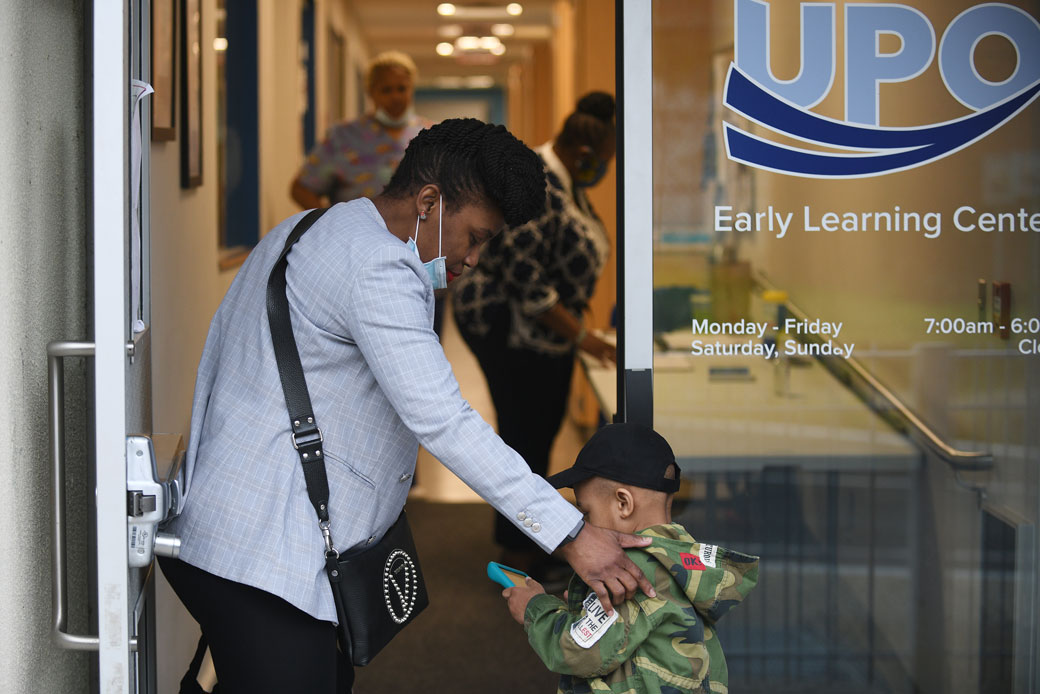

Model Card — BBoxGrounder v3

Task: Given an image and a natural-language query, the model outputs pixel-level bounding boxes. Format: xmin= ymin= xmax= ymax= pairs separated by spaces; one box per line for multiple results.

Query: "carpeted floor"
xmin=352 ymin=500 xmax=561 ymax=693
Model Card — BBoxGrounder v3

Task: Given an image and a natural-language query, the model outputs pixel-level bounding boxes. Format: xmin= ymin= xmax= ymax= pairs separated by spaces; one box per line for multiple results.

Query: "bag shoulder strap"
xmin=266 ymin=207 xmax=333 ymax=525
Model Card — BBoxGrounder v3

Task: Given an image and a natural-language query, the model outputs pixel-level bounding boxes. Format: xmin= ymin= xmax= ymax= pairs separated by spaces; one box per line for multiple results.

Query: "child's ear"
xmin=616 ymin=487 xmax=635 ymax=519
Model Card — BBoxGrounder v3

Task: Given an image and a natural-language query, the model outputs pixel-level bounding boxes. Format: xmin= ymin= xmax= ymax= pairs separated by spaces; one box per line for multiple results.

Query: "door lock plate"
xmin=126 ymin=434 xmax=184 ymax=567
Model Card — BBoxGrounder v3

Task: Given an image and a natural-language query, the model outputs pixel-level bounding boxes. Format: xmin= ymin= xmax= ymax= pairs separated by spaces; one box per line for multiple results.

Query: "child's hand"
xmin=502 ymin=577 xmax=545 ymax=625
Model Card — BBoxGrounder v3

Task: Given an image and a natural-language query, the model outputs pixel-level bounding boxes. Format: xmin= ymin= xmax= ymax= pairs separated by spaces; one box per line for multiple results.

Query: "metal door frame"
xmin=93 ymin=0 xmax=133 ymax=688
xmin=615 ymin=0 xmax=654 ymax=428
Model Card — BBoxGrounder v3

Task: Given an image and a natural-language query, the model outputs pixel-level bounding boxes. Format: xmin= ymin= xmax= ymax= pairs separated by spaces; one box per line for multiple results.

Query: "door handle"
xmin=126 ymin=434 xmax=183 ymax=568
xmin=48 ymin=340 xmax=100 ymax=651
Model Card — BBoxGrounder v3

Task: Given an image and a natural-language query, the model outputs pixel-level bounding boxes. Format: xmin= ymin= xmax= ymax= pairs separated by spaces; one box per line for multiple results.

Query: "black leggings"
xmin=159 ymin=557 xmax=352 ymax=693
xmin=457 ymin=311 xmax=576 ymax=550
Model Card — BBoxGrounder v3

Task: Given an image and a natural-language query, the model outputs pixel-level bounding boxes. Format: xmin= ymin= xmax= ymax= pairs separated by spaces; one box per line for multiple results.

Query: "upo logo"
xmin=725 ymin=0 xmax=1040 ymax=178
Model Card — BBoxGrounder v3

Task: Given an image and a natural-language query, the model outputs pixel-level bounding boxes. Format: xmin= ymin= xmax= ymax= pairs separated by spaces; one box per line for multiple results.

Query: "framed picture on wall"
xmin=327 ymin=28 xmax=346 ymax=126
xmin=151 ymin=0 xmax=176 ymax=141
xmin=180 ymin=0 xmax=202 ymax=187
xmin=356 ymin=64 xmax=367 ymax=117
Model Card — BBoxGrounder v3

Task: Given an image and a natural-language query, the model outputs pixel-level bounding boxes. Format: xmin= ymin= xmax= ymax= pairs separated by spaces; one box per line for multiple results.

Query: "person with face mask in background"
xmin=292 ymin=50 xmax=448 ymax=336
xmin=290 ymin=51 xmax=431 ymax=209
xmin=452 ymin=92 xmax=619 ymax=577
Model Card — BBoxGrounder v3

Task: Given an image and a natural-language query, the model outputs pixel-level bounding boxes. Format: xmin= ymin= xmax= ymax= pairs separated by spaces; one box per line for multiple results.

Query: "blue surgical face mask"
xmin=409 ymin=195 xmax=448 ymax=290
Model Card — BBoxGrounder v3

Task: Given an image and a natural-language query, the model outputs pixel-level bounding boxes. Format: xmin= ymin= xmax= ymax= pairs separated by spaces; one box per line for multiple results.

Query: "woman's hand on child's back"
xmin=503 ymin=577 xmax=546 ymax=625
xmin=554 ymin=523 xmax=656 ymax=616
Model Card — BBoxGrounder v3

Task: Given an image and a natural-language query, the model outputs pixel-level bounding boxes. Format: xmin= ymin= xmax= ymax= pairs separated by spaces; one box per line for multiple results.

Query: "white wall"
xmin=149 ymin=1 xmax=228 ymax=687
xmin=258 ymin=2 xmax=304 ymax=235
xmin=257 ymin=0 xmax=370 ymax=235
xmin=151 ymin=0 xmax=229 ymax=442
xmin=319 ymin=0 xmax=370 ymax=134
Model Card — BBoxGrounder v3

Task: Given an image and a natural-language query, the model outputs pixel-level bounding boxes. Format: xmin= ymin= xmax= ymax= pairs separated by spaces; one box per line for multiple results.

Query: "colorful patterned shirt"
xmin=295 ymin=113 xmax=428 ymax=203
xmin=523 ymin=524 xmax=759 ymax=694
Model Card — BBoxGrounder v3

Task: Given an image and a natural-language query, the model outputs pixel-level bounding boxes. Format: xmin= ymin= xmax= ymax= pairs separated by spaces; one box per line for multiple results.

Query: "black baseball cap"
xmin=546 ymin=423 xmax=681 ymax=493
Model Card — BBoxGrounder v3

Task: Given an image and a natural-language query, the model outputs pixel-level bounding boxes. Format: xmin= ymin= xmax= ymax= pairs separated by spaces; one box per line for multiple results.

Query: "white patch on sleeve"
xmin=569 ymin=592 xmax=620 ymax=649
xmin=699 ymin=544 xmax=718 ymax=568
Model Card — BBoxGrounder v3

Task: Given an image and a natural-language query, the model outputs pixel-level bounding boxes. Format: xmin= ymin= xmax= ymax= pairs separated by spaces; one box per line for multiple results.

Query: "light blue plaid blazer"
xmin=167 ymin=199 xmax=581 ymax=622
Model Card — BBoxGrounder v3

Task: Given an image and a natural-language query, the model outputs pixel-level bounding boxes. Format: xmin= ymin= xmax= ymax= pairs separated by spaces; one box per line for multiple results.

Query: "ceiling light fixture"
xmin=454 ymin=35 xmax=504 ymax=53
xmin=491 ymin=23 xmax=514 ymax=37
xmin=437 ymin=24 xmax=463 ymax=38
xmin=506 ymin=3 xmax=523 ymax=16
xmin=436 ymin=42 xmax=455 ymax=56
xmin=437 ymin=3 xmax=457 ymax=16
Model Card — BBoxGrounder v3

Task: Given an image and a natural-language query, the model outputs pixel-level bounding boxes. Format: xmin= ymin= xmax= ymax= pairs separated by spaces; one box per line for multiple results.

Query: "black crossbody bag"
xmin=266 ymin=207 xmax=429 ymax=666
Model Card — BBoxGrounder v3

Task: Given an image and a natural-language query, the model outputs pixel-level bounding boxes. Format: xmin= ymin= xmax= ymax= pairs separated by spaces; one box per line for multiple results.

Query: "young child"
xmin=501 ymin=423 xmax=758 ymax=694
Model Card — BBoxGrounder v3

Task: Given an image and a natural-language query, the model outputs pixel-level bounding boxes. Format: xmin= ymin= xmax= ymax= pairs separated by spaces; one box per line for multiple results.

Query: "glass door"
xmin=614 ymin=1 xmax=1040 ymax=691
xmin=50 ymin=2 xmax=166 ymax=691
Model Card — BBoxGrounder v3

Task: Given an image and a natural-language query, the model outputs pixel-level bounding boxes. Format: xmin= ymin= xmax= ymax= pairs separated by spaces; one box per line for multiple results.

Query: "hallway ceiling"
xmin=352 ymin=0 xmax=557 ymax=87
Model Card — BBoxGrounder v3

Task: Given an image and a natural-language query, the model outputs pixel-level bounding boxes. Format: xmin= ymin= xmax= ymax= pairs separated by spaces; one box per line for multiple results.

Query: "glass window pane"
xmin=647 ymin=1 xmax=1040 ymax=691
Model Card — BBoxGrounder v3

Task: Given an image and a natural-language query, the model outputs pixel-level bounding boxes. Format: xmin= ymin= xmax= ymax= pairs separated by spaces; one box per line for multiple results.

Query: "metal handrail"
xmin=756 ymin=277 xmax=994 ymax=472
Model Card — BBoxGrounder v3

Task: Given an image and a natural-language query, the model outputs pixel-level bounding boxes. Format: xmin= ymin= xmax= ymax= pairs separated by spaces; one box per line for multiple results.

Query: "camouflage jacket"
xmin=523 ymin=523 xmax=758 ymax=694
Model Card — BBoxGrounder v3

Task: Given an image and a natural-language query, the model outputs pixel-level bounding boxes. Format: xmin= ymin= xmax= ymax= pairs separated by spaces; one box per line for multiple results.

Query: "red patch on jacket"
xmin=680 ymin=552 xmax=706 ymax=571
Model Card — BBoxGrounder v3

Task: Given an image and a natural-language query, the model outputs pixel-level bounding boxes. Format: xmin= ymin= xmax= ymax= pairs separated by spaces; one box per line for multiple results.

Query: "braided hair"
xmin=383 ymin=118 xmax=546 ymax=228
xmin=556 ymin=91 xmax=616 ymax=151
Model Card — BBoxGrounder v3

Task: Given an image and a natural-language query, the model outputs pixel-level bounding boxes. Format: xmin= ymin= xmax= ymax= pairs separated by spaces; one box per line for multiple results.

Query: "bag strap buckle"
xmin=292 ymin=426 xmax=324 ymax=450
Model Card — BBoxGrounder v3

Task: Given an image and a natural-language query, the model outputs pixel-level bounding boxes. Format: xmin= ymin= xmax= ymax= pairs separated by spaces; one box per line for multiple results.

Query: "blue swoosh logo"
xmin=723 ymin=64 xmax=1040 ymax=178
